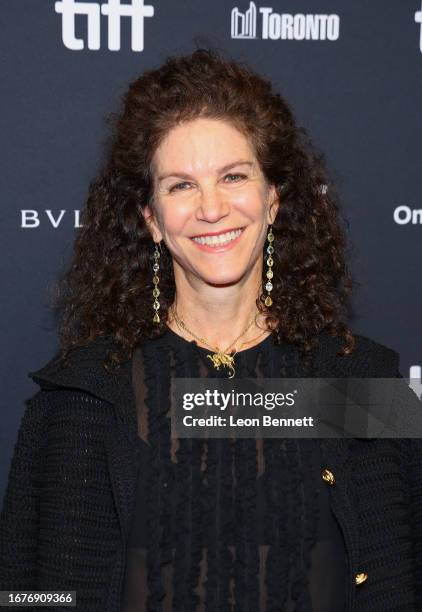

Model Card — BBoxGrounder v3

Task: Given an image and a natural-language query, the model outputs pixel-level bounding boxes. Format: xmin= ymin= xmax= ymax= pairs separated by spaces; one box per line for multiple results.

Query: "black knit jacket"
xmin=0 ymin=331 xmax=421 ymax=612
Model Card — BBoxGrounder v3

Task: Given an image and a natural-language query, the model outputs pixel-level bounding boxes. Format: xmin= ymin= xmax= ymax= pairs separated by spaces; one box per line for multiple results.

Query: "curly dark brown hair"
xmin=51 ymin=46 xmax=356 ymax=370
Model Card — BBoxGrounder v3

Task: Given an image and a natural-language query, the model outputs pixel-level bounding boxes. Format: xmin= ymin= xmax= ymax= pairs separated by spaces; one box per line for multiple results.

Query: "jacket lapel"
xmin=103 ymin=356 xmax=141 ymax=542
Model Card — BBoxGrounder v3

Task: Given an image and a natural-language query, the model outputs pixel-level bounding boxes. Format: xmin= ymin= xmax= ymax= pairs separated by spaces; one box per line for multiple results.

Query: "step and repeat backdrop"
xmin=1 ymin=0 xmax=421 ymax=502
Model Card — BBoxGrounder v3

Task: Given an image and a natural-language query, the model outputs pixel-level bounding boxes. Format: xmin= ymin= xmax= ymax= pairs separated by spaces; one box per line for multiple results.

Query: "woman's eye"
xmin=225 ymin=173 xmax=247 ymax=182
xmin=169 ymin=181 xmax=191 ymax=193
xmin=169 ymin=174 xmax=246 ymax=193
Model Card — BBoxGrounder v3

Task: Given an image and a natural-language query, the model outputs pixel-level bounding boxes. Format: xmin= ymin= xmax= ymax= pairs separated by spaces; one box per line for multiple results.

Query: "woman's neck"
xmin=166 ymin=280 xmax=271 ymax=352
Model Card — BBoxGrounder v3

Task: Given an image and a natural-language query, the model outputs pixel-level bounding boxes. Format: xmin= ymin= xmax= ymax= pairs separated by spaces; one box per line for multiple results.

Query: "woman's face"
xmin=143 ymin=117 xmax=278 ymax=288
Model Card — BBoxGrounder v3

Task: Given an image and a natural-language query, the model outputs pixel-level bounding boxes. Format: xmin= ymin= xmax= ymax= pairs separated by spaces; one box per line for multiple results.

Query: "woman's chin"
xmin=196 ymin=271 xmax=246 ymax=288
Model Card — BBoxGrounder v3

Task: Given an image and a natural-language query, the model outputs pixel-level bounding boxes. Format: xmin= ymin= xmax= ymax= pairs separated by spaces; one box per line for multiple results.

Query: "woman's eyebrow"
xmin=157 ymin=160 xmax=254 ymax=182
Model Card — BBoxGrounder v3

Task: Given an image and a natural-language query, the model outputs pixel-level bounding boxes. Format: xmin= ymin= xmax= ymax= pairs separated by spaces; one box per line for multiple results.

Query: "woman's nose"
xmin=196 ymin=188 xmax=230 ymax=222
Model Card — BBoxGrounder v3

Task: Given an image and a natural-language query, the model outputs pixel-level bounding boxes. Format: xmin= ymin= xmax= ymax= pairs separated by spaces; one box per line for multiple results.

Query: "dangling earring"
xmin=152 ymin=242 xmax=161 ymax=324
xmin=264 ymin=225 xmax=274 ymax=307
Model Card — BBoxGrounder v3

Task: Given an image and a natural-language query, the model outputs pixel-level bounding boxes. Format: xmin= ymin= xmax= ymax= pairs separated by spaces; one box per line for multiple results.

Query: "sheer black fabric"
xmin=121 ymin=328 xmax=347 ymax=611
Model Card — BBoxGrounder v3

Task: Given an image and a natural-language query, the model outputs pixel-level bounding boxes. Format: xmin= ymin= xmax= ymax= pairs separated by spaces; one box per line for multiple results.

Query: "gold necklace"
xmin=170 ymin=307 xmax=257 ymax=378
xmin=239 ymin=329 xmax=269 ymax=347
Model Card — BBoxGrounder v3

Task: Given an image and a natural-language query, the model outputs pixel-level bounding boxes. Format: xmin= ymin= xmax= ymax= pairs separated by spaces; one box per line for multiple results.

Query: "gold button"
xmin=355 ymin=572 xmax=368 ymax=585
xmin=321 ymin=468 xmax=336 ymax=485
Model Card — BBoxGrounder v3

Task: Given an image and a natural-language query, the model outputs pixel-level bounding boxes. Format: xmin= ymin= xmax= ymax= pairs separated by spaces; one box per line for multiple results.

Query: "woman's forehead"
xmin=152 ymin=118 xmax=256 ymax=175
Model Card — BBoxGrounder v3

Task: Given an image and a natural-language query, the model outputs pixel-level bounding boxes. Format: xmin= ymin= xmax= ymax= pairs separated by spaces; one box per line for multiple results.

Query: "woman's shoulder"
xmin=27 ymin=334 xmax=127 ymax=402
xmin=313 ymin=330 xmax=400 ymax=377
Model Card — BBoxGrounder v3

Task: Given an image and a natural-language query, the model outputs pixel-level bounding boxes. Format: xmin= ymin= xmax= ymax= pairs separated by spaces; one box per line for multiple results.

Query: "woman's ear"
xmin=267 ymin=185 xmax=280 ymax=225
xmin=141 ymin=205 xmax=163 ymax=243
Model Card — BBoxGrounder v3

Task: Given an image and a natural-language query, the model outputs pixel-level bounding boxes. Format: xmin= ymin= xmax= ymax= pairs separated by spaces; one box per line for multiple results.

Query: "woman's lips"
xmin=190 ymin=228 xmax=244 ymax=253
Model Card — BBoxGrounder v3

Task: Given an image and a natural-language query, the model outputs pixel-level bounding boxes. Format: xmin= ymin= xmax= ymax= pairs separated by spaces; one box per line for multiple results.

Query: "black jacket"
xmin=1 ymin=332 xmax=421 ymax=611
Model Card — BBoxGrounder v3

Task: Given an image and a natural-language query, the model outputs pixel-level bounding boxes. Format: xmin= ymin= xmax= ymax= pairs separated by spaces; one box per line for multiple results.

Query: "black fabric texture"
xmin=0 ymin=328 xmax=421 ymax=611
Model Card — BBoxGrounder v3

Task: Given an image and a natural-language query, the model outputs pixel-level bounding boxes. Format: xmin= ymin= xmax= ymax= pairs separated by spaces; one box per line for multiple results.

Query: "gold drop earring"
xmin=152 ymin=241 xmax=161 ymax=324
xmin=264 ymin=225 xmax=274 ymax=307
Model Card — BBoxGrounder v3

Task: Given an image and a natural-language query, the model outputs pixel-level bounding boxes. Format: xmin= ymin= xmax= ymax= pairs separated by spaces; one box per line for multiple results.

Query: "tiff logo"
xmin=55 ymin=0 xmax=154 ymax=51
xmin=231 ymin=1 xmax=257 ymax=38
xmin=231 ymin=1 xmax=339 ymax=41
xmin=410 ymin=366 xmax=422 ymax=400
xmin=416 ymin=1 xmax=422 ymax=53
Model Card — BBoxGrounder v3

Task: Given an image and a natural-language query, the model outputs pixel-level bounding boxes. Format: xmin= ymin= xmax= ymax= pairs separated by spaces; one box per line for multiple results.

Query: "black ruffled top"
xmin=120 ymin=327 xmax=347 ymax=611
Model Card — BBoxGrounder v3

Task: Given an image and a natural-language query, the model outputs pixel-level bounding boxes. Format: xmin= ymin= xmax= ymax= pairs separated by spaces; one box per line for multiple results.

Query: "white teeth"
xmin=192 ymin=228 xmax=242 ymax=246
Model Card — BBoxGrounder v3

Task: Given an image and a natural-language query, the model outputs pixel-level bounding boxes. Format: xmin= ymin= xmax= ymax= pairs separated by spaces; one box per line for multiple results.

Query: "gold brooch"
xmin=207 ymin=351 xmax=237 ymax=378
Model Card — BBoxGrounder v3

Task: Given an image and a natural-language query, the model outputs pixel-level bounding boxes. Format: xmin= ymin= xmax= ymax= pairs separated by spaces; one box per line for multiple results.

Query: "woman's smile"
xmin=190 ymin=227 xmax=244 ymax=252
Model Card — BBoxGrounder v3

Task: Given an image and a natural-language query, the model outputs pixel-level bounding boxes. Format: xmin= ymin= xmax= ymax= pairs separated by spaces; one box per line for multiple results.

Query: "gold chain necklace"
xmin=170 ymin=307 xmax=257 ymax=378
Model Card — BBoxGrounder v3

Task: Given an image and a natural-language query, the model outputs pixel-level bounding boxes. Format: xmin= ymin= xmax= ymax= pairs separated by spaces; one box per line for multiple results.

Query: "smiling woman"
xmin=1 ymin=47 xmax=421 ymax=612
xmin=46 ymin=47 xmax=356 ymax=368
